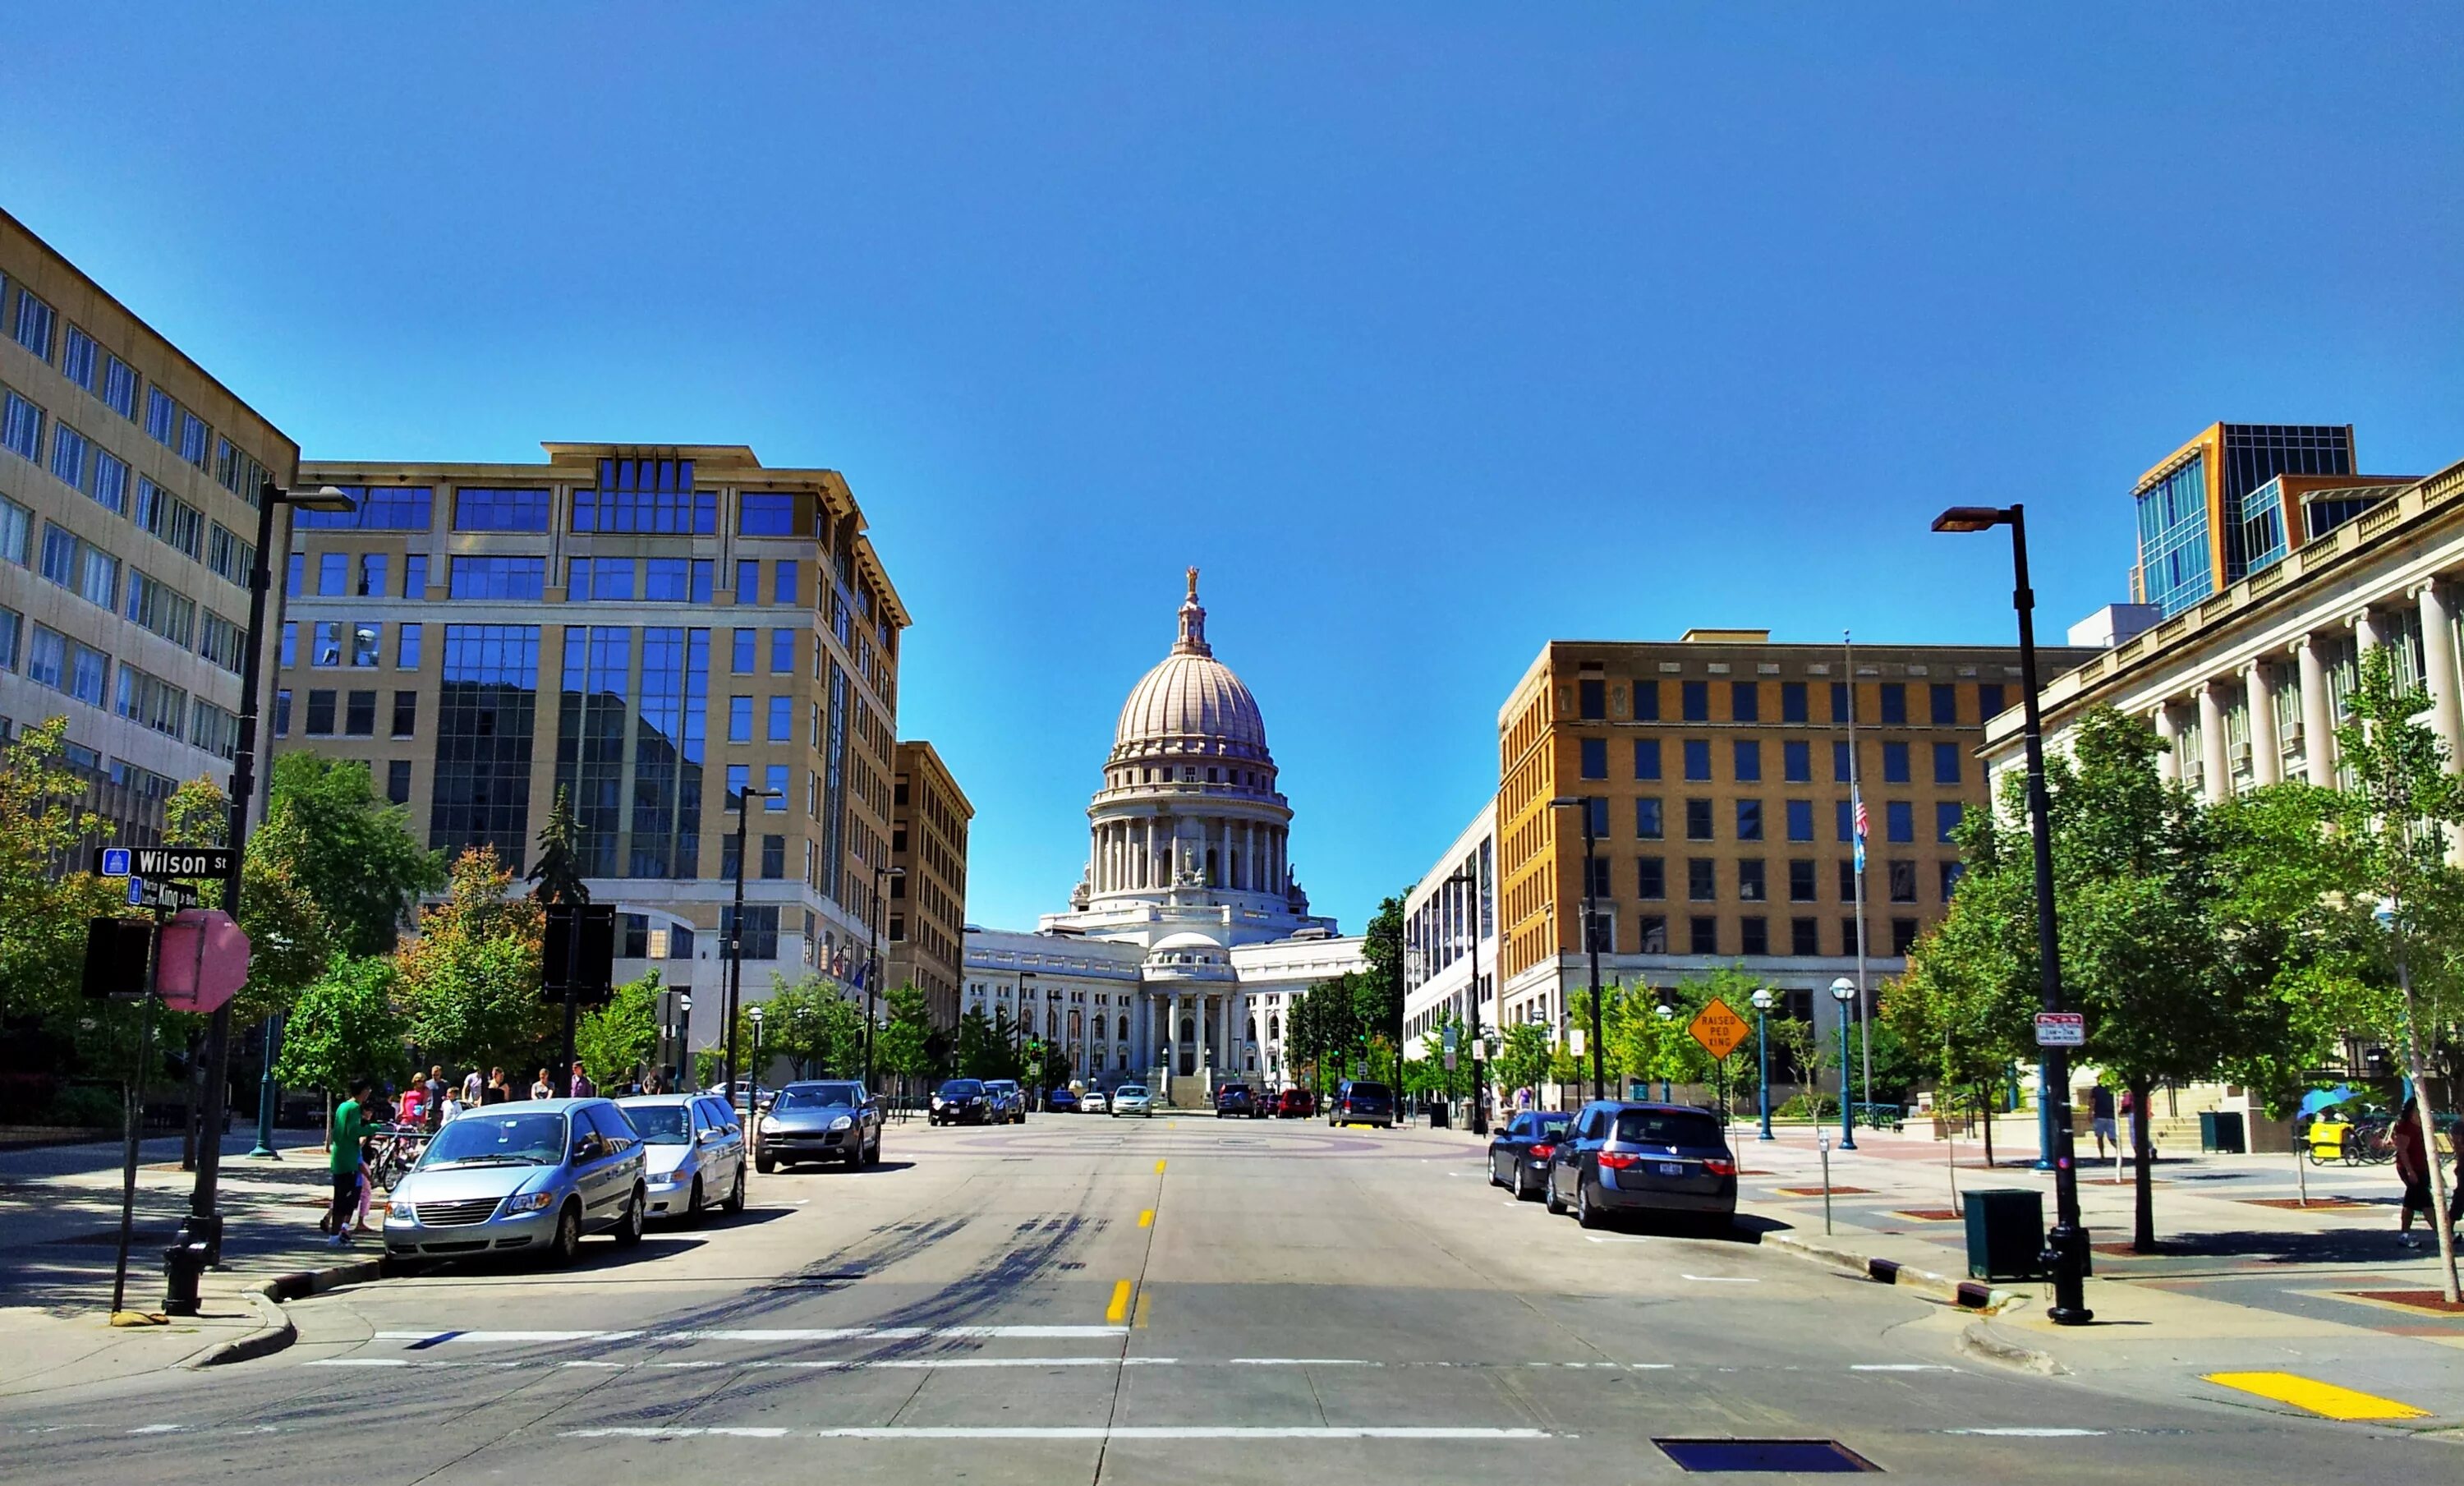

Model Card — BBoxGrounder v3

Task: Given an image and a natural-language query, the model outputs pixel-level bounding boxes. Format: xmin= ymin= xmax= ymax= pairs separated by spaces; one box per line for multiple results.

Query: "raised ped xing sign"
xmin=154 ymin=909 xmax=251 ymax=1014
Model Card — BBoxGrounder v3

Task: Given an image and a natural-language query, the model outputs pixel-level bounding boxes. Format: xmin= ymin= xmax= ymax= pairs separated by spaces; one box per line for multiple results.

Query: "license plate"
xmin=1657 ymin=1162 xmax=1686 ymax=1177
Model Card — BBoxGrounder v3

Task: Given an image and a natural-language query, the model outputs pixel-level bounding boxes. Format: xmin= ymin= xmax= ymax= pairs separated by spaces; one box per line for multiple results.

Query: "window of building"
xmin=761 ymin=834 xmax=786 ymax=880
xmin=1685 ymin=798 xmax=1712 ymax=840
xmin=1579 ymin=736 xmax=1607 ymax=780
xmin=1785 ymin=798 xmax=1814 ymax=842
xmin=1933 ymin=741 xmax=1961 ymax=784
xmin=1836 ymin=798 xmax=1854 ymax=843
xmin=351 ymin=621 xmax=380 ymax=668
xmin=1888 ymin=859 xmax=1916 ymax=903
xmin=1636 ymin=856 xmax=1665 ymax=899
xmin=1578 ymin=679 xmax=1605 ymax=720
xmin=1584 ymin=794 xmax=1608 ymax=837
xmin=1781 ymin=681 xmax=1808 ymax=723
xmin=568 ymin=556 xmax=634 ymax=601
xmin=1879 ymin=683 xmax=1906 ymax=725
xmin=1731 ymin=681 xmax=1758 ymax=722
xmin=430 ymin=625 xmax=541 ymax=868
xmin=1936 ymin=801 xmax=1963 ymax=843
xmin=1979 ymin=683 xmax=2006 ymax=718
xmin=1638 ymin=915 xmax=1668 ymax=953
xmin=62 ymin=324 xmax=97 ymax=389
xmin=1688 ymin=858 xmax=1716 ymax=901
xmin=1738 ymin=858 xmax=1766 ymax=902
xmin=729 ymin=696 xmax=752 ymax=743
xmin=284 ymin=553 xmax=304 ymax=597
xmin=112 ymin=665 xmax=186 ymax=739
xmin=726 ymin=762 xmax=750 ymax=807
xmin=1838 ymin=859 xmax=1858 ymax=902
xmin=740 ymin=492 xmax=799 ymax=536
xmin=356 ymin=552 xmax=388 ymax=598
xmin=573 ymin=458 xmax=714 ymax=534
xmin=0 ymin=494 xmax=28 ymax=566
xmin=177 ymin=410 xmax=209 ymax=468
xmin=1633 ymin=680 xmax=1659 ymax=721
xmin=1828 ymin=680 xmax=1850 ymax=724
xmin=1882 ymin=741 xmax=1910 ymax=783
xmin=386 ymin=759 xmax=412 ymax=805
xmin=1739 ymin=916 xmax=1768 ymax=956
xmin=1841 ymin=918 xmax=1860 ymax=955
xmin=0 ymin=392 xmax=43 ymax=463
xmin=1832 ymin=739 xmax=1853 ymax=782
xmin=1886 ymin=800 xmax=1914 ymax=843
xmin=1634 ymin=738 xmax=1661 ymax=780
xmin=644 ymin=556 xmax=711 ymax=602
xmin=448 ymin=555 xmax=545 ymax=600
xmin=1931 ymin=683 xmax=1957 ymax=725
xmin=1735 ymin=798 xmax=1763 ymax=840
xmin=392 ymin=691 xmax=416 ymax=738
xmin=1683 ymin=738 xmax=1710 ymax=780
xmin=1780 ymin=739 xmax=1809 ymax=783
xmin=305 ymin=688 xmax=337 ymax=735
xmin=1891 ymin=918 xmax=1919 ymax=955
xmin=344 ymin=690 xmax=377 ymax=737
xmin=765 ymin=763 xmax=788 ymax=808
xmin=734 ymin=559 xmax=760 ymax=602
xmin=770 ymin=628 xmax=795 ymax=674
xmin=731 ymin=628 xmax=756 ymax=674
xmin=1682 ymin=681 xmax=1708 ymax=721
xmin=1788 ymin=858 xmax=1816 ymax=902
xmin=1941 ymin=860 xmax=1965 ymax=901
xmin=1584 ymin=910 xmax=1614 ymax=954
xmin=398 ymin=623 xmax=423 ymax=669
xmin=1634 ymin=797 xmax=1662 ymax=840
xmin=133 ymin=481 xmax=200 ymax=559
xmin=12 ymin=290 xmax=56 ymax=360
xmin=1689 ymin=916 xmax=1718 ymax=955
xmin=124 ymin=571 xmax=195 ymax=647
xmin=773 ymin=559 xmax=798 ymax=605
xmin=720 ymin=904 xmax=779 ymax=959
xmin=1733 ymin=738 xmax=1760 ymax=782
xmin=1584 ymin=856 xmax=1612 ymax=899
xmin=297 ymin=485 xmax=434 ymax=531
xmin=404 ymin=553 xmax=427 ymax=600
xmin=453 ymin=487 xmax=551 ymax=531
xmin=1791 ymin=917 xmax=1820 ymax=955
xmin=100 ymin=353 xmax=136 ymax=417
xmin=48 ymin=421 xmax=86 ymax=490
xmin=0 ymin=605 xmax=17 ymax=671
xmin=767 ymin=695 xmax=792 ymax=742
xmin=272 ymin=688 xmax=291 ymax=737
xmin=315 ymin=552 xmax=345 ymax=596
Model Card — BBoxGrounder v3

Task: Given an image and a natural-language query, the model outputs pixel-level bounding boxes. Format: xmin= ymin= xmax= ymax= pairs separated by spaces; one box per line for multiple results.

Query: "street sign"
xmin=126 ymin=876 xmax=145 ymax=905
xmin=155 ymin=910 xmax=250 ymax=1014
xmin=2034 ymin=1011 xmax=2085 ymax=1047
xmin=97 ymin=846 xmax=232 ymax=879
xmin=1689 ymin=998 xmax=1750 ymax=1060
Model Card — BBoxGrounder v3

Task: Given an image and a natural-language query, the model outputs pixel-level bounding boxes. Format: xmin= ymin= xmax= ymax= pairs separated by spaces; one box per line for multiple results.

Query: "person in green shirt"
xmin=328 ymin=1079 xmax=375 ymax=1247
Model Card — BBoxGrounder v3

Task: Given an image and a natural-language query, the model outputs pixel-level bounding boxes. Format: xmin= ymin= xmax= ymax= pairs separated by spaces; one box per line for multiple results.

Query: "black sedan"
xmin=931 ymin=1078 xmax=992 ymax=1125
xmin=1486 ymin=1110 xmax=1573 ymax=1200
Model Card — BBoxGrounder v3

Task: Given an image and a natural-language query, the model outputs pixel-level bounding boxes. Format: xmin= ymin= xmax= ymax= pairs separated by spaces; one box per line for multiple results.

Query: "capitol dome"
xmin=1110 ymin=570 xmax=1269 ymax=761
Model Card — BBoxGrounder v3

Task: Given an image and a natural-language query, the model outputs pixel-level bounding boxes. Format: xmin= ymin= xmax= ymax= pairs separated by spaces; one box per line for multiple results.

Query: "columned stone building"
xmin=963 ymin=572 xmax=1364 ymax=1102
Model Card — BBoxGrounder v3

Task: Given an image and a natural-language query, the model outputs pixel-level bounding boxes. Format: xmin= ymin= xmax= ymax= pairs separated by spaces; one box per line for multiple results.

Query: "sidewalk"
xmin=0 ymin=1128 xmax=375 ymax=1397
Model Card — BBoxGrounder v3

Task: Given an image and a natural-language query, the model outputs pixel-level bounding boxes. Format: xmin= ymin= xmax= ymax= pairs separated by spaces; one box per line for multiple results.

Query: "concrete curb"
xmin=182 ymin=1256 xmax=389 ymax=1369
xmin=1760 ymin=1230 xmax=2029 ymax=1315
xmin=1957 ymin=1318 xmax=2062 ymax=1375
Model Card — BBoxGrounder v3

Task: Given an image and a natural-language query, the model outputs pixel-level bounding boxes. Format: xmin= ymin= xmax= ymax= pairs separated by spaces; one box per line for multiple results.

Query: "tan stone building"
xmin=888 ymin=739 xmax=972 ymax=1029
xmin=0 ymin=209 xmax=297 ymax=817
xmin=272 ymin=444 xmax=908 ymax=1063
xmin=1484 ymin=629 xmax=2094 ymax=1047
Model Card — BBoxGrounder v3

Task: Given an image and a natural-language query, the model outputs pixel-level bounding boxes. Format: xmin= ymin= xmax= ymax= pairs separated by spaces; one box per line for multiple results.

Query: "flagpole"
xmin=1846 ymin=629 xmax=1872 ymax=1142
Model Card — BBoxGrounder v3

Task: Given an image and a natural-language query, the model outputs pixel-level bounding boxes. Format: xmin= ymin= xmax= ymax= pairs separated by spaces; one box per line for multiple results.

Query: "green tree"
xmin=263 ymin=752 xmax=445 ymax=957
xmin=1495 ymin=1021 xmax=1551 ymax=1102
xmin=760 ymin=974 xmax=867 ymax=1078
xmin=0 ymin=718 xmax=130 ymax=1028
xmin=274 ymin=955 xmax=410 ymax=1138
xmin=397 ymin=847 xmax=550 ymax=1068
xmin=163 ymin=778 xmax=335 ymax=1020
xmin=877 ymin=982 xmax=935 ymax=1092
xmin=526 ymin=786 xmax=591 ymax=906
xmin=954 ymin=1007 xmax=1009 ymax=1079
xmin=577 ymin=970 xmax=660 ymax=1089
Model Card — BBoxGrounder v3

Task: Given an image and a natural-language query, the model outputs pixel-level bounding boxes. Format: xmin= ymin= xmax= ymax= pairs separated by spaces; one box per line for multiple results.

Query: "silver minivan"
xmin=617 ymin=1093 xmax=747 ymax=1221
xmin=383 ymin=1099 xmax=648 ymax=1263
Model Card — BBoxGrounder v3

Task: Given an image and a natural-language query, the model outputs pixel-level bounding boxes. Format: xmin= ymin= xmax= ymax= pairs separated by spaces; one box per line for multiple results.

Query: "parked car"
xmin=1275 ymin=1087 xmax=1315 ymax=1119
xmin=1081 ymin=1089 xmax=1109 ymax=1115
xmin=382 ymin=1098 xmax=647 ymax=1265
xmin=931 ymin=1078 xmax=992 ymax=1125
xmin=711 ymin=1079 xmax=775 ymax=1116
xmin=1486 ymin=1109 xmax=1574 ymax=1202
xmin=616 ymin=1093 xmax=747 ymax=1221
xmin=1327 ymin=1079 xmax=1395 ymax=1129
xmin=1111 ymin=1083 xmax=1154 ymax=1117
xmin=982 ymin=1079 xmax=1027 ymax=1124
xmin=1545 ymin=1101 xmax=1737 ymax=1232
xmin=757 ymin=1080 xmax=883 ymax=1171
xmin=1046 ymin=1087 xmax=1082 ymax=1115
xmin=1215 ymin=1083 xmax=1264 ymax=1119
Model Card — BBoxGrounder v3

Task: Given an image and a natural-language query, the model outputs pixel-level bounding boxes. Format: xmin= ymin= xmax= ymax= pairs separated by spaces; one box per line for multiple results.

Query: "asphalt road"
xmin=2 ymin=1112 xmax=2452 ymax=1483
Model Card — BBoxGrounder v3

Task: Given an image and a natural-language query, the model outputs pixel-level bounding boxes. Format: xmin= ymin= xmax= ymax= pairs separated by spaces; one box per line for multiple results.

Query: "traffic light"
xmin=542 ymin=903 xmax=618 ymax=1005
xmin=81 ymin=918 xmax=154 ymax=1001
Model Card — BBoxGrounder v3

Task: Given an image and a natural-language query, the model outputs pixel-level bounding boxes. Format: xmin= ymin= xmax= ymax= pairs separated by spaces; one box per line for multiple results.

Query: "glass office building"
xmin=2134 ymin=424 xmax=2356 ymax=615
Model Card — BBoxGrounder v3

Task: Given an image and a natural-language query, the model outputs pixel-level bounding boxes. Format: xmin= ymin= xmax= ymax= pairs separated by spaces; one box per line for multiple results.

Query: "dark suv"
xmin=1215 ymin=1083 xmax=1263 ymax=1119
xmin=1327 ymin=1079 xmax=1394 ymax=1129
xmin=1546 ymin=1101 xmax=1736 ymax=1231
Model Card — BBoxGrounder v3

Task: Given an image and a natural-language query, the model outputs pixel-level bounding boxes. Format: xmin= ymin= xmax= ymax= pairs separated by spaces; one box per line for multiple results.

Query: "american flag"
xmin=1853 ymin=796 xmax=1869 ymax=842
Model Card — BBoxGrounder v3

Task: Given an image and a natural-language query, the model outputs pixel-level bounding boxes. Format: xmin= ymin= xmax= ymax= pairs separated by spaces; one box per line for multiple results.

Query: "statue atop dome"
xmin=1175 ymin=567 xmax=1211 ymax=657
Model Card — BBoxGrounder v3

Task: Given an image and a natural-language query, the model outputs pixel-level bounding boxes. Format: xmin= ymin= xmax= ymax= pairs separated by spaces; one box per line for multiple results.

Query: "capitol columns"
xmin=2245 ymin=658 xmax=2282 ymax=788
xmin=2295 ymin=634 xmax=2337 ymax=788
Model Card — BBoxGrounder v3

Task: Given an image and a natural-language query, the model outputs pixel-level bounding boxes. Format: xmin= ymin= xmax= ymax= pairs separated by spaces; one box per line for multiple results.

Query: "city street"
xmin=1 ymin=1114 xmax=2453 ymax=1484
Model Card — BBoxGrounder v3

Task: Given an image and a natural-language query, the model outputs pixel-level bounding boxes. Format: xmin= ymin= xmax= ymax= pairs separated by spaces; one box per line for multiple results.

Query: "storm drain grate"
xmin=1656 ymin=1438 xmax=1879 ymax=1473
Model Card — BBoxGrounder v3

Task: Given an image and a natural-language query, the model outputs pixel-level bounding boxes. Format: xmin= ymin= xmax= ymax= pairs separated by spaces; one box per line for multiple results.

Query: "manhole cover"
xmin=1657 ymin=1438 xmax=1879 ymax=1473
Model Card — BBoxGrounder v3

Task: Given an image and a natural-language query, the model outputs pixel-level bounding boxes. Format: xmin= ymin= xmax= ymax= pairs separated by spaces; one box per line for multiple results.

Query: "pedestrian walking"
xmin=424 ymin=1065 xmax=447 ymax=1127
xmin=2089 ymin=1083 xmax=2117 ymax=1161
xmin=325 ymin=1079 xmax=376 ymax=1246
xmin=483 ymin=1068 xmax=510 ymax=1105
xmin=2394 ymin=1096 xmax=2443 ymax=1249
xmin=438 ymin=1088 xmax=465 ymax=1124
xmin=398 ymin=1081 xmax=426 ymax=1125
xmin=530 ymin=1067 xmax=554 ymax=1100
xmin=462 ymin=1067 xmax=483 ymax=1104
xmin=571 ymin=1062 xmax=596 ymax=1098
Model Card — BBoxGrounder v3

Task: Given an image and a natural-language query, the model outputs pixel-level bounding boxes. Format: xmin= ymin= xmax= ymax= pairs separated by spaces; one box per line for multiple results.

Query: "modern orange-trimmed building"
xmin=2130 ymin=422 xmax=2416 ymax=617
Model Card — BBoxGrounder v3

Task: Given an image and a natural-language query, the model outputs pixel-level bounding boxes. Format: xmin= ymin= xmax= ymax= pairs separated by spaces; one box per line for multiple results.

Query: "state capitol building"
xmin=962 ymin=573 xmax=1365 ymax=1105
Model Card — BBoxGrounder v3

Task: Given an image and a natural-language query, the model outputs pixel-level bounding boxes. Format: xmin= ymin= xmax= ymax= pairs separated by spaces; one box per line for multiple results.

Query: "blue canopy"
xmin=2298 ymin=1085 xmax=2357 ymax=1117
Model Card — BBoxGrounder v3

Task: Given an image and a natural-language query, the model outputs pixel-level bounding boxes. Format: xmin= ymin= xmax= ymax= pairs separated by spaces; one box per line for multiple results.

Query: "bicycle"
xmin=2342 ymin=1115 xmax=2397 ymax=1167
xmin=365 ymin=1124 xmax=430 ymax=1191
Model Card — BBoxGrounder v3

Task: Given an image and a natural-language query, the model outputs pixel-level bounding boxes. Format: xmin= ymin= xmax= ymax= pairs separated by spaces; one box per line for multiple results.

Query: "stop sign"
xmin=155 ymin=909 xmax=251 ymax=1014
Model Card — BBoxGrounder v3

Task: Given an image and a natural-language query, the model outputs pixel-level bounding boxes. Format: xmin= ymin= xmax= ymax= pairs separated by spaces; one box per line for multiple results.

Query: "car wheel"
xmin=1488 ymin=1157 xmax=1504 ymax=1188
xmin=1576 ymin=1181 xmax=1603 ymax=1231
xmin=756 ymin=1152 xmax=776 ymax=1175
xmin=687 ymin=1175 xmax=706 ymax=1221
xmin=1544 ymin=1176 xmax=1566 ymax=1215
xmin=614 ymin=1185 xmax=646 ymax=1246
xmin=551 ymin=1201 xmax=584 ymax=1264
xmin=867 ymin=1134 xmax=881 ymax=1166
xmin=723 ymin=1166 xmax=746 ymax=1214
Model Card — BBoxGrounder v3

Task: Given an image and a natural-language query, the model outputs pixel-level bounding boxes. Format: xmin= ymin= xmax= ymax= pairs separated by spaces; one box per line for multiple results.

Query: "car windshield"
xmin=938 ymin=1080 xmax=984 ymax=1098
xmin=422 ymin=1112 xmax=567 ymax=1167
xmin=619 ymin=1104 xmax=691 ymax=1142
xmin=1615 ymin=1110 xmax=1725 ymax=1147
xmin=775 ymin=1083 xmax=862 ymax=1111
xmin=1117 ymin=1086 xmax=1147 ymax=1097
xmin=985 ymin=1081 xmax=1018 ymax=1093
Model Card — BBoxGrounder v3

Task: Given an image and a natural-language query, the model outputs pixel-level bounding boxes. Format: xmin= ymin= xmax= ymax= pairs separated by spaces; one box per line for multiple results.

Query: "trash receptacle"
xmin=1963 ymin=1188 xmax=2044 ymax=1281
xmin=162 ymin=1235 xmax=210 ymax=1317
xmin=1429 ymin=1102 xmax=1450 ymax=1129
xmin=2199 ymin=1111 xmax=2246 ymax=1154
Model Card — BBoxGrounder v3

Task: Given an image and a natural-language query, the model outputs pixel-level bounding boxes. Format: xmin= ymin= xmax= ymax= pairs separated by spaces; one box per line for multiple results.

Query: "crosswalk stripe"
xmin=561 ymin=1425 xmax=1552 ymax=1440
xmin=2201 ymin=1372 xmax=2430 ymax=1421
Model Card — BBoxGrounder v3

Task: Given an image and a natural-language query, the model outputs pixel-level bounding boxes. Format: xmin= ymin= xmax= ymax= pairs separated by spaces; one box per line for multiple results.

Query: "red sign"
xmin=154 ymin=910 xmax=251 ymax=1014
xmin=2034 ymin=1011 xmax=2085 ymax=1047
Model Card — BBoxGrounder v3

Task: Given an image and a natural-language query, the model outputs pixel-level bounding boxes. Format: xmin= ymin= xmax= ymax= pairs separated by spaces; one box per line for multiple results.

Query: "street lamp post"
xmin=1546 ymin=798 xmax=1605 ymax=1103
xmin=1653 ymin=1001 xmax=1674 ymax=1102
xmin=867 ymin=864 xmax=905 ymax=1093
xmin=676 ymin=991 xmax=693 ymax=1088
xmin=1933 ymin=502 xmax=2092 ymax=1324
xmin=1829 ymin=978 xmax=1858 ymax=1149
xmin=749 ymin=1004 xmax=765 ymax=1119
xmin=1751 ymin=987 xmax=1775 ymax=1140
xmin=723 ymin=785 xmax=780 ymax=1101
xmin=213 ymin=484 xmax=356 ymax=1194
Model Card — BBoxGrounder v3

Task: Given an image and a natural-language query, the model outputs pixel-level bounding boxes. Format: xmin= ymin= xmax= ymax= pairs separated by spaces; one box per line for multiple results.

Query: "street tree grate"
xmin=1656 ymin=1438 xmax=1880 ymax=1473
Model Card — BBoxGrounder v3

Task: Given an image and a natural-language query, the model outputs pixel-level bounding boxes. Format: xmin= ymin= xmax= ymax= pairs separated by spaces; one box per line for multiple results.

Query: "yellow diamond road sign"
xmin=1689 ymin=998 xmax=1749 ymax=1060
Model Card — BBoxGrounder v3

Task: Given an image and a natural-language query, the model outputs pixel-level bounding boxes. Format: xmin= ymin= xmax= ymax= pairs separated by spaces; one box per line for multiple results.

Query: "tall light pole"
xmin=213 ymin=484 xmax=355 ymax=1194
xmin=1844 ymin=631 xmax=1873 ymax=1118
xmin=1444 ymin=865 xmax=1488 ymax=1136
xmin=748 ymin=1005 xmax=765 ymax=1118
xmin=1751 ymin=987 xmax=1775 ymax=1140
xmin=676 ymin=990 xmax=693 ymax=1088
xmin=723 ymin=785 xmax=780 ymax=1100
xmin=1546 ymin=797 xmax=1605 ymax=1102
xmin=1932 ymin=502 xmax=2092 ymax=1325
xmin=1828 ymin=978 xmax=1858 ymax=1149
xmin=1653 ymin=1000 xmax=1674 ymax=1102
xmin=866 ymin=863 xmax=904 ymax=1093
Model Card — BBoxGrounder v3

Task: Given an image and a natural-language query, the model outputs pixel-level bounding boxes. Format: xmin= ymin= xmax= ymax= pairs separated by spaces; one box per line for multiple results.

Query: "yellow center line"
xmin=1138 ymin=1208 xmax=1155 ymax=1227
xmin=2202 ymin=1372 xmax=2430 ymax=1421
xmin=1106 ymin=1279 xmax=1133 ymax=1325
xmin=1133 ymin=1290 xmax=1152 ymax=1327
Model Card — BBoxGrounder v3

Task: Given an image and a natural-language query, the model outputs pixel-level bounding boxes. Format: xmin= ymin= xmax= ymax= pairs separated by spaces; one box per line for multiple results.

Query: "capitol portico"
xmin=963 ymin=572 xmax=1366 ymax=1104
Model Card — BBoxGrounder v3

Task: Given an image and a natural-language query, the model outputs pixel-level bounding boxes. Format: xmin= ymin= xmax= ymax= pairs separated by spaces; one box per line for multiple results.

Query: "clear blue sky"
xmin=8 ymin=7 xmax=2461 ymax=932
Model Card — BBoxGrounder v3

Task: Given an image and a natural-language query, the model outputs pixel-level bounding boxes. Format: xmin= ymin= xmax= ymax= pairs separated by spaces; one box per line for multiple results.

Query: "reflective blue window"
xmin=1886 ymin=801 xmax=1915 ymax=843
xmin=1733 ymin=739 xmax=1760 ymax=781
xmin=1937 ymin=801 xmax=1963 ymax=843
xmin=739 ymin=493 xmax=798 ymax=536
xmin=1579 ymin=737 xmax=1607 ymax=780
xmin=296 ymin=486 xmax=432 ymax=530
xmin=1783 ymin=740 xmax=1811 ymax=782
xmin=1683 ymin=739 xmax=1711 ymax=780
xmin=1633 ymin=738 xmax=1661 ymax=780
xmin=572 ymin=458 xmax=712 ymax=534
xmin=1681 ymin=681 xmax=1708 ymax=721
xmin=1933 ymin=743 xmax=1961 ymax=784
xmin=448 ymin=555 xmax=545 ymax=600
xmin=454 ymin=487 xmax=551 ymax=531
xmin=1882 ymin=742 xmax=1910 ymax=783
xmin=1786 ymin=799 xmax=1814 ymax=841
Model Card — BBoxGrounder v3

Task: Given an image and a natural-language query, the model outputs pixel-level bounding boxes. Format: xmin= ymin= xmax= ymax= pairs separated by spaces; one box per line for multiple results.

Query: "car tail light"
xmin=1530 ymin=1143 xmax=1556 ymax=1162
xmin=1597 ymin=1151 xmax=1640 ymax=1171
xmin=1703 ymin=1157 xmax=1737 ymax=1176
